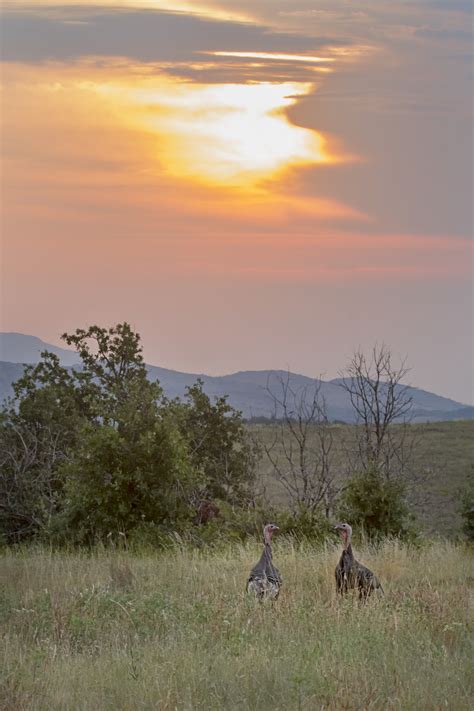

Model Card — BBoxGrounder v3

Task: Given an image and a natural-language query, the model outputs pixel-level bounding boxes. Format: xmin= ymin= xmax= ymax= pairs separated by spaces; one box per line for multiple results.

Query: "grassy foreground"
xmin=1 ymin=541 xmax=473 ymax=710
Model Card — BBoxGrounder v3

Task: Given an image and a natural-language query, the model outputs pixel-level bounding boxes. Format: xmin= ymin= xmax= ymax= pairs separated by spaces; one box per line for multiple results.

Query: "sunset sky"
xmin=1 ymin=1 xmax=472 ymax=402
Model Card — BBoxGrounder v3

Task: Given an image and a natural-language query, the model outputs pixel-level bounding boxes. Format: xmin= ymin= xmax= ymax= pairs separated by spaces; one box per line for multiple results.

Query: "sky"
xmin=0 ymin=0 xmax=472 ymax=403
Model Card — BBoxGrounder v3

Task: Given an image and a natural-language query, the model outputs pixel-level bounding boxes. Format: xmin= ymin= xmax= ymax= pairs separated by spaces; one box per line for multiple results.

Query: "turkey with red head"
xmin=246 ymin=523 xmax=282 ymax=600
xmin=334 ymin=523 xmax=383 ymax=600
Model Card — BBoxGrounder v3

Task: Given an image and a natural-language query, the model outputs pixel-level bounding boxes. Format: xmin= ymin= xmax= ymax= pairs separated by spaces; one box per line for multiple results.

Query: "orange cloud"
xmin=2 ymin=60 xmax=360 ymax=224
xmin=2 ymin=60 xmax=467 ymax=299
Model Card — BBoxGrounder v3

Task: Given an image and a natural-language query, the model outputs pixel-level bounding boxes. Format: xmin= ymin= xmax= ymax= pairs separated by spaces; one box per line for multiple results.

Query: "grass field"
xmin=251 ymin=420 xmax=474 ymax=536
xmin=1 ymin=540 xmax=473 ymax=710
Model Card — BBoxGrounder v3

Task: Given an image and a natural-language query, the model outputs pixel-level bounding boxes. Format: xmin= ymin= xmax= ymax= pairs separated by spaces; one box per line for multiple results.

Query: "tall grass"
xmin=1 ymin=540 xmax=472 ymax=709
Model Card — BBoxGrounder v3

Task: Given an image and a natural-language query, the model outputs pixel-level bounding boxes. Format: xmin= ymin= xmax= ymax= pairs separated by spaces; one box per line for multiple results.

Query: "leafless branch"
xmin=338 ymin=343 xmax=415 ymax=482
xmin=259 ymin=371 xmax=338 ymax=517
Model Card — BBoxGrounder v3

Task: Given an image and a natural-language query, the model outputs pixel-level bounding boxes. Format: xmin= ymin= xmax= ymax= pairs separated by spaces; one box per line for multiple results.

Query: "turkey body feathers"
xmin=247 ymin=543 xmax=282 ymax=600
xmin=335 ymin=544 xmax=383 ymax=599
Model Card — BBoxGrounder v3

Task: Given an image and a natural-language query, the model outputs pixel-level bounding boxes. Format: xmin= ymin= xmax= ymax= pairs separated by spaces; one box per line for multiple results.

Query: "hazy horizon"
xmin=1 ymin=1 xmax=472 ymax=404
xmin=1 ymin=329 xmax=471 ymax=407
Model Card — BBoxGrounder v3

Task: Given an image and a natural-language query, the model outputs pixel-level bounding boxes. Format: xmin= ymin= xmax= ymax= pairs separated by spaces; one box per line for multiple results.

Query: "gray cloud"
xmin=1 ymin=6 xmax=349 ymax=67
xmin=423 ymin=0 xmax=473 ymax=12
xmin=289 ymin=54 xmax=472 ymax=239
xmin=415 ymin=27 xmax=473 ymax=42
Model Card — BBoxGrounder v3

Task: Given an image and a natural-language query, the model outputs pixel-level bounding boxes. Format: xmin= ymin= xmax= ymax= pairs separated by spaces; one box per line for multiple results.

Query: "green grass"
xmin=1 ymin=541 xmax=473 ymax=709
xmin=251 ymin=420 xmax=474 ymax=536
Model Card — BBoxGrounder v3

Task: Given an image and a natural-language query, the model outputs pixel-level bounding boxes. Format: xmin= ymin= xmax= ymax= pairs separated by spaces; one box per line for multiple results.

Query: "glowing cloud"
xmin=2 ymin=1 xmax=253 ymax=23
xmin=98 ymin=78 xmax=330 ymax=185
xmin=208 ymin=51 xmax=335 ymax=64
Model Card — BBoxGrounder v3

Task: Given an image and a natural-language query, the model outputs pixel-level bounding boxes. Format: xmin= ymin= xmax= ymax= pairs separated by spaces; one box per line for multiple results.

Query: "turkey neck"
xmin=263 ymin=540 xmax=273 ymax=559
xmin=342 ymin=532 xmax=354 ymax=557
xmin=343 ymin=542 xmax=355 ymax=561
xmin=251 ymin=542 xmax=272 ymax=573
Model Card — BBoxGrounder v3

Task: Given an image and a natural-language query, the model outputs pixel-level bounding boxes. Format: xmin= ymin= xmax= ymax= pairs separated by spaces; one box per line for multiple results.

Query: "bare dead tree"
xmin=337 ymin=344 xmax=428 ymax=491
xmin=339 ymin=344 xmax=411 ymax=466
xmin=261 ymin=372 xmax=337 ymax=517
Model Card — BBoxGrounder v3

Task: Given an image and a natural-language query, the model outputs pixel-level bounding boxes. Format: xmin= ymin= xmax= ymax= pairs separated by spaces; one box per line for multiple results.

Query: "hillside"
xmin=0 ymin=332 xmax=472 ymax=422
xmin=0 ymin=332 xmax=79 ymax=366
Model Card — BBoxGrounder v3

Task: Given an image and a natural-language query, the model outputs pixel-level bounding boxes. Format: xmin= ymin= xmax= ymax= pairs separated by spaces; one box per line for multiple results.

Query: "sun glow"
xmin=99 ymin=79 xmax=329 ymax=185
xmin=209 ymin=51 xmax=335 ymax=64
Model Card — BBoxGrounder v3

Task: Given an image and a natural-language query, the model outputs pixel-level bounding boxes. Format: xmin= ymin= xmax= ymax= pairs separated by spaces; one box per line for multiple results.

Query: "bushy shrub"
xmin=52 ymin=421 xmax=193 ymax=545
xmin=337 ymin=466 xmax=415 ymax=540
xmin=458 ymin=469 xmax=474 ymax=542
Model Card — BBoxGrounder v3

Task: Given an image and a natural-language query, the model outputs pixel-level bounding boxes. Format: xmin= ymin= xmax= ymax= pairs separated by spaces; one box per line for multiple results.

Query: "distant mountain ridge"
xmin=0 ymin=333 xmax=472 ymax=423
xmin=0 ymin=332 xmax=80 ymax=367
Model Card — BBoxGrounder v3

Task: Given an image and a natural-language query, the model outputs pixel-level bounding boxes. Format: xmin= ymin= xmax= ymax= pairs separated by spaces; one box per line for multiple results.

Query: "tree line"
xmin=0 ymin=323 xmax=471 ymax=545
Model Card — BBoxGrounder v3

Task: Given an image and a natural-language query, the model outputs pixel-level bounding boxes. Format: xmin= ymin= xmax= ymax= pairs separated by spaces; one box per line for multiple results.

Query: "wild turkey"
xmin=246 ymin=523 xmax=282 ymax=600
xmin=334 ymin=523 xmax=383 ymax=599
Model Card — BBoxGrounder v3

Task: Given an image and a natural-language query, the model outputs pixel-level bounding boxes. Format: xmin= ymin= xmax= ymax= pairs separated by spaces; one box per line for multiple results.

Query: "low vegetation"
xmin=1 ymin=540 xmax=472 ymax=710
xmin=253 ymin=420 xmax=474 ymax=537
xmin=0 ymin=324 xmax=257 ymax=545
xmin=1 ymin=322 xmax=472 ymax=546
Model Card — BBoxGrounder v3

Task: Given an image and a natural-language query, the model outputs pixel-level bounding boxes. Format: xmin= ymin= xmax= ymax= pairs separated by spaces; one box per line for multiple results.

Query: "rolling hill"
xmin=0 ymin=332 xmax=472 ymax=422
xmin=0 ymin=332 xmax=80 ymax=366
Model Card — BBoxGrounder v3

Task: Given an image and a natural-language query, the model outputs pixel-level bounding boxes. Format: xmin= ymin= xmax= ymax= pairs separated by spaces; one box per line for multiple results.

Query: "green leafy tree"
xmin=0 ymin=354 xmax=86 ymax=542
xmin=1 ymin=323 xmax=261 ymax=544
xmin=62 ymin=323 xmax=161 ymax=433
xmin=0 ymin=324 xmax=179 ymax=542
xmin=171 ymin=379 xmax=258 ymax=506
xmin=52 ymin=324 xmax=196 ymax=541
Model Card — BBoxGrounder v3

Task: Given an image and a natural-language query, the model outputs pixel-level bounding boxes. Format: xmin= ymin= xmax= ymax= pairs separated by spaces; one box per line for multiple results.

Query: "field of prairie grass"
xmin=1 ymin=540 xmax=473 ymax=710
xmin=252 ymin=420 xmax=474 ymax=535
